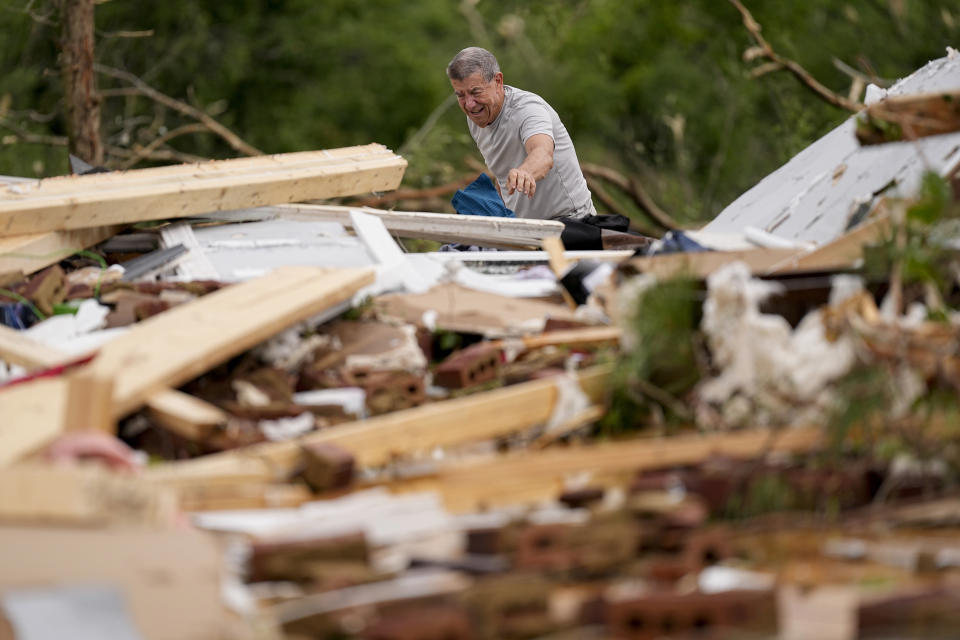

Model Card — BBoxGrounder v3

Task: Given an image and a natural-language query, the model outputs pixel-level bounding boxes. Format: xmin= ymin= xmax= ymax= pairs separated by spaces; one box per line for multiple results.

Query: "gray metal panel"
xmin=191 ymin=218 xmax=374 ymax=281
xmin=703 ymin=50 xmax=960 ymax=246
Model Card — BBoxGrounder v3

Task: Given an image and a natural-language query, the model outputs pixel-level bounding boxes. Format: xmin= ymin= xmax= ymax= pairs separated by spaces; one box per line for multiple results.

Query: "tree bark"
xmin=59 ymin=0 xmax=102 ymax=166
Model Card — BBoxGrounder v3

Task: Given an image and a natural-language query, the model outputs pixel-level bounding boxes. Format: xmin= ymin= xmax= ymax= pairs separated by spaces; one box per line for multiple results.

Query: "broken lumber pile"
xmin=2 ymin=94 xmax=960 ymax=640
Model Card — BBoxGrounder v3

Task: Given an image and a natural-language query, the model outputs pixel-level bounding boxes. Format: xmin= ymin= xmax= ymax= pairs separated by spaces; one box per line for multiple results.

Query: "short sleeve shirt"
xmin=468 ymin=86 xmax=593 ymax=220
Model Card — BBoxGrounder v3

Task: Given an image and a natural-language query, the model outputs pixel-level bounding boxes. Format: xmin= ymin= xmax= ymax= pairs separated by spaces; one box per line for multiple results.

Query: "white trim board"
xmin=271 ymin=204 xmax=564 ymax=249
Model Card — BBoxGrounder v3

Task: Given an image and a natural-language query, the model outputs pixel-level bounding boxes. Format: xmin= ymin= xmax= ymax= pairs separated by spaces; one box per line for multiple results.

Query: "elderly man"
xmin=446 ymin=46 xmax=597 ymax=222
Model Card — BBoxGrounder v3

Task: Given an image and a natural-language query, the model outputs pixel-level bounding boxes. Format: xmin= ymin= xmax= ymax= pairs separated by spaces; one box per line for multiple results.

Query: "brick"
xmin=434 ymin=343 xmax=502 ymax=389
xmin=299 ymin=441 xmax=355 ymax=492
xmin=248 ymin=531 xmax=369 ymax=584
xmin=606 ymin=589 xmax=776 ymax=639
xmin=364 ymin=603 xmax=472 ymax=640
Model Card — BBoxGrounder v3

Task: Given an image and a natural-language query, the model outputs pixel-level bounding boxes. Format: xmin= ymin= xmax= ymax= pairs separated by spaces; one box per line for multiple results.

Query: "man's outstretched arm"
xmin=507 ymin=133 xmax=554 ymax=198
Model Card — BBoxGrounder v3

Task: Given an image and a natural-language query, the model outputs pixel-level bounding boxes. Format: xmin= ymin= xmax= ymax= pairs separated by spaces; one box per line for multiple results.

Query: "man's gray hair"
xmin=446 ymin=47 xmax=500 ymax=82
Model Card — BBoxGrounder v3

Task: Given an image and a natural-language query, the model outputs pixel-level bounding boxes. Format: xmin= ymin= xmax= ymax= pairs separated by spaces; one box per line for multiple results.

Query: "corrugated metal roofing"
xmin=702 ymin=49 xmax=960 ymax=246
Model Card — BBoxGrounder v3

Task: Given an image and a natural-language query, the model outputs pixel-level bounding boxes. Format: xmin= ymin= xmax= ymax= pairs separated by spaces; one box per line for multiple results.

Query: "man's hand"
xmin=507 ymin=167 xmax=538 ymax=198
xmin=46 ymin=431 xmax=142 ymax=472
xmin=507 ymin=133 xmax=555 ymax=199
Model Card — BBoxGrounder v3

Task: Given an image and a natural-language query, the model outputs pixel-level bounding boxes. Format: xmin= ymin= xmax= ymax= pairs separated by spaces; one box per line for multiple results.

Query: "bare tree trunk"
xmin=59 ymin=0 xmax=102 ymax=166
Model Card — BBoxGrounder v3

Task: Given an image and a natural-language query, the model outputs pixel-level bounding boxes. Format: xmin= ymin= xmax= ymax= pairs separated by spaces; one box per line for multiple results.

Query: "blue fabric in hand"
xmin=451 ymin=173 xmax=515 ymax=217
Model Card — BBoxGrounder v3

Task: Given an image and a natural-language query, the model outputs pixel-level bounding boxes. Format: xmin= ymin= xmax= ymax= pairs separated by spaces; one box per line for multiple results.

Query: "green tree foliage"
xmin=0 ymin=0 xmax=956 ymax=226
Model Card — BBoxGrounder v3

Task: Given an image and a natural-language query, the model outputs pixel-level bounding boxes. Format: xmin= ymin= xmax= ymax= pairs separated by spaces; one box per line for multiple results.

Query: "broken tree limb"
xmin=384 ymin=425 xmax=825 ymax=512
xmin=729 ymin=0 xmax=861 ymax=113
xmin=94 ymin=63 xmax=262 ymax=158
xmin=274 ymin=203 xmax=564 ymax=248
xmin=0 ymin=145 xmax=407 ymax=235
xmin=146 ymin=364 xmax=612 ymax=491
xmin=581 ymin=163 xmax=680 ymax=231
xmin=350 ymin=172 xmax=476 ymax=208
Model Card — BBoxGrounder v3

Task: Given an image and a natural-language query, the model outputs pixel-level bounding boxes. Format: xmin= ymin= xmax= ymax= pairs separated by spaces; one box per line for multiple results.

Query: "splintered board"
xmin=0 ymin=266 xmax=374 ymax=461
xmin=386 ymin=425 xmax=825 ymax=512
xmin=146 ymin=365 xmax=612 ymax=489
xmin=0 ymin=144 xmax=406 ymax=235
xmin=374 ymin=282 xmax=582 ymax=337
xmin=87 ymin=266 xmax=374 ymax=418
xmin=0 ymin=225 xmax=123 ymax=274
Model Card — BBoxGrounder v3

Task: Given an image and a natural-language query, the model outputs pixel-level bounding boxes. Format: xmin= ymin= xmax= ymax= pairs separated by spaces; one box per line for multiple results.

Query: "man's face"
xmin=451 ymin=71 xmax=505 ymax=128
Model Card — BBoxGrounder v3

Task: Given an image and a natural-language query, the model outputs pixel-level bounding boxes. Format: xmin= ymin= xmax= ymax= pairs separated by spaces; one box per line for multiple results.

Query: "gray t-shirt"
xmin=468 ymin=86 xmax=594 ymax=220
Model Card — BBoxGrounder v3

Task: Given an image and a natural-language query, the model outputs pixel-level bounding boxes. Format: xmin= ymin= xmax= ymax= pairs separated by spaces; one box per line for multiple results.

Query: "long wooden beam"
xmin=0 ymin=146 xmax=406 ymax=235
xmin=275 ymin=203 xmax=564 ymax=248
xmin=384 ymin=425 xmax=825 ymax=512
xmin=624 ymin=247 xmax=805 ymax=280
xmin=147 ymin=364 xmax=612 ymax=488
xmin=1 ymin=144 xmax=397 ymax=194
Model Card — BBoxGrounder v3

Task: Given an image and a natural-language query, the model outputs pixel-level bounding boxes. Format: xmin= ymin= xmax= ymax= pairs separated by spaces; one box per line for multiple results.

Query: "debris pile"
xmin=1 ymin=53 xmax=960 ymax=640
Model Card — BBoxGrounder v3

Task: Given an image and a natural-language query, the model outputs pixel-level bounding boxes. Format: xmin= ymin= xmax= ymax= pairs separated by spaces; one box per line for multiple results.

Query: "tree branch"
xmin=350 ymin=173 xmax=476 ymax=207
xmin=729 ymin=0 xmax=862 ymax=113
xmin=93 ymin=63 xmax=263 ymax=157
xmin=116 ymin=123 xmax=210 ymax=169
xmin=584 ymin=175 xmax=659 ymax=237
xmin=1 ymin=116 xmax=205 ymax=166
xmin=580 ymin=162 xmax=680 ymax=230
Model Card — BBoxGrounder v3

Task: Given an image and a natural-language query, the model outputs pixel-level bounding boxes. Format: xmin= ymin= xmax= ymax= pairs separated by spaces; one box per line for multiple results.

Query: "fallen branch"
xmin=94 ymin=63 xmax=263 ymax=157
xmin=581 ymin=162 xmax=680 ymax=230
xmin=350 ymin=173 xmax=476 ymax=208
xmin=729 ymin=0 xmax=862 ymax=113
xmin=584 ymin=175 xmax=660 ymax=237
xmin=0 ymin=116 xmax=206 ymax=166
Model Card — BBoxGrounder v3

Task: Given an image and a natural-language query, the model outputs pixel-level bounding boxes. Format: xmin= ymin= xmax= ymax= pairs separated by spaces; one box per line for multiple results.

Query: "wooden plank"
xmin=769 ymin=213 xmax=892 ymax=274
xmin=542 ymin=235 xmax=577 ymax=309
xmin=0 ymin=464 xmax=177 ymax=526
xmin=0 ymin=149 xmax=406 ymax=235
xmin=0 ymin=324 xmax=67 ymax=369
xmin=0 ymin=525 xmax=239 ymax=640
xmin=86 ymin=266 xmax=374 ymax=418
xmin=857 ymin=89 xmax=960 ymax=144
xmin=385 ymin=425 xmax=825 ymax=512
xmin=0 ymin=326 xmax=227 ymax=449
xmin=0 ymin=378 xmax=67 ymax=466
xmin=275 ymin=203 xmax=564 ymax=248
xmin=146 ymin=388 xmax=227 ymax=441
xmin=493 ymin=326 xmax=622 ymax=352
xmin=373 ymin=282 xmax=582 ymax=337
xmin=624 ymin=247 xmax=805 ymax=280
xmin=2 ymin=144 xmax=398 ymax=194
xmin=63 ymin=368 xmax=115 ymax=433
xmin=147 ymin=364 xmax=612 ymax=489
xmin=0 ymin=225 xmax=122 ymax=274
